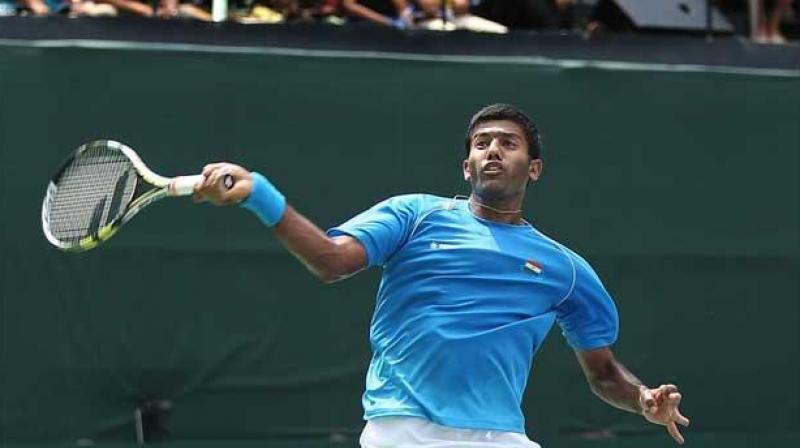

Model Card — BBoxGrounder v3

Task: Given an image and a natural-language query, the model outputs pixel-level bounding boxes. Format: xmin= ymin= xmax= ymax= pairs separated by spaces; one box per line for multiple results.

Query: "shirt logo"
xmin=430 ymin=242 xmax=459 ymax=250
xmin=524 ymin=260 xmax=543 ymax=275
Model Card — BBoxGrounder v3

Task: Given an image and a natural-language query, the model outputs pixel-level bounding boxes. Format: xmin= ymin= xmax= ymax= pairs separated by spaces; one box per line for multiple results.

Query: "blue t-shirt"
xmin=328 ymin=194 xmax=618 ymax=433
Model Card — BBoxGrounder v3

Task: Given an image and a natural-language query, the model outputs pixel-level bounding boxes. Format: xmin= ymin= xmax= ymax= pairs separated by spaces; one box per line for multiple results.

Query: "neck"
xmin=468 ymin=194 xmax=524 ymax=224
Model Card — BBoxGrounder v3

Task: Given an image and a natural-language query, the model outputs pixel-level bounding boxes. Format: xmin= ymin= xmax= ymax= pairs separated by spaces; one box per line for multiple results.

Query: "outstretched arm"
xmin=575 ymin=347 xmax=690 ymax=444
xmin=193 ymin=163 xmax=367 ymax=283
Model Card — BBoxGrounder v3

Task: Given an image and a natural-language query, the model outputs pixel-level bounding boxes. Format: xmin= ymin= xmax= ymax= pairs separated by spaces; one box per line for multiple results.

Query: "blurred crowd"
xmin=0 ymin=0 xmax=796 ymax=43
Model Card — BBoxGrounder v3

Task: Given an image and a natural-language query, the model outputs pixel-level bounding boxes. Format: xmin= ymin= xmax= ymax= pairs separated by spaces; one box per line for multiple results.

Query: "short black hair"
xmin=464 ymin=104 xmax=542 ymax=160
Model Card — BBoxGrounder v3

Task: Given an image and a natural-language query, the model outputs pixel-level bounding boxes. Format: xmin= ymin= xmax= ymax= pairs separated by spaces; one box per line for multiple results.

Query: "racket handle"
xmin=169 ymin=175 xmax=204 ymax=196
xmin=169 ymin=174 xmax=235 ymax=197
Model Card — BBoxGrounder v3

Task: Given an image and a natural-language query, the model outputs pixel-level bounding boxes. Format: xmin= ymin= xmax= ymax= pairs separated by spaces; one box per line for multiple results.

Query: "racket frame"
xmin=42 ymin=140 xmax=202 ymax=252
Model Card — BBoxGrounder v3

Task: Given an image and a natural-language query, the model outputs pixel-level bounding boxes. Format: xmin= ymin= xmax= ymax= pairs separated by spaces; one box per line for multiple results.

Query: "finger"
xmin=675 ymin=409 xmax=690 ymax=427
xmin=202 ymin=163 xmax=226 ymax=176
xmin=655 ymin=385 xmax=678 ymax=405
xmin=202 ymin=164 xmax=217 ymax=176
xmin=658 ymin=385 xmax=678 ymax=399
xmin=208 ymin=169 xmax=230 ymax=194
xmin=192 ymin=191 xmax=206 ymax=204
xmin=205 ymin=169 xmax=221 ymax=187
xmin=667 ymin=392 xmax=682 ymax=415
xmin=661 ymin=384 xmax=679 ymax=394
xmin=653 ymin=384 xmax=677 ymax=400
xmin=203 ymin=168 xmax=224 ymax=189
xmin=666 ymin=421 xmax=684 ymax=445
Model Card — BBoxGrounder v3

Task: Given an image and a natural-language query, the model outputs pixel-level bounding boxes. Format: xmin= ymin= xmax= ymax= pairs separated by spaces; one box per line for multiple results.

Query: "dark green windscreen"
xmin=1 ymin=44 xmax=797 ymax=445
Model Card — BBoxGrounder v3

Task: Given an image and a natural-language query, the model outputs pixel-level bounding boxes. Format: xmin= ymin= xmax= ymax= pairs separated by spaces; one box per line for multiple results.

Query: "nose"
xmin=486 ymin=138 xmax=502 ymax=160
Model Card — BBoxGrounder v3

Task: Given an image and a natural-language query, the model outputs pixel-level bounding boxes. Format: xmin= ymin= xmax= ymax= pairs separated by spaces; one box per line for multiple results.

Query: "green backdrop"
xmin=1 ymin=43 xmax=798 ymax=446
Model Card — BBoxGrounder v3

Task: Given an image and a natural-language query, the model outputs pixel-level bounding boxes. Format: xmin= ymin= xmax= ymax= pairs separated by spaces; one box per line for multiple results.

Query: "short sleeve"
xmin=327 ymin=195 xmax=423 ymax=268
xmin=555 ymin=252 xmax=619 ymax=350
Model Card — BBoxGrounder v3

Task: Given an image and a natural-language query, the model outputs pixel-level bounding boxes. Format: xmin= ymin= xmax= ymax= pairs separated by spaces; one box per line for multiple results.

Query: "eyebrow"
xmin=472 ymin=131 xmax=523 ymax=141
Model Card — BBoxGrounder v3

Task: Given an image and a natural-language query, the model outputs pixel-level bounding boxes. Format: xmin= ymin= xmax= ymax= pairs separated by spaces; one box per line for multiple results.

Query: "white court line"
xmin=0 ymin=37 xmax=799 ymax=78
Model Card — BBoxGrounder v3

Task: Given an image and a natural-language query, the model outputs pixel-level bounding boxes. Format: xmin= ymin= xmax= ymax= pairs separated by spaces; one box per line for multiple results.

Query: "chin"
xmin=474 ymin=183 xmax=512 ymax=201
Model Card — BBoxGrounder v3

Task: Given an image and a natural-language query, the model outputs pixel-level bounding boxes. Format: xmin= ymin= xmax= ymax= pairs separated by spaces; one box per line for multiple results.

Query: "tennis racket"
xmin=42 ymin=139 xmax=232 ymax=252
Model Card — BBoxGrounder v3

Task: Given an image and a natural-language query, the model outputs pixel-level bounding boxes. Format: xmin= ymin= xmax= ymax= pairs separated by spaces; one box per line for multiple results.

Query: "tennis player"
xmin=194 ymin=104 xmax=690 ymax=447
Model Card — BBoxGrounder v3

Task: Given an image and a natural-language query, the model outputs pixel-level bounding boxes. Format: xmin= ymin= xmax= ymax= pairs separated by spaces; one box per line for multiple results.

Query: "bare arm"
xmin=193 ymin=163 xmax=367 ymax=283
xmin=342 ymin=0 xmax=393 ymax=26
xmin=21 ymin=0 xmax=50 ymax=15
xmin=576 ymin=347 xmax=690 ymax=444
xmin=273 ymin=206 xmax=368 ymax=283
xmin=575 ymin=347 xmax=645 ymax=413
xmin=96 ymin=0 xmax=153 ymax=16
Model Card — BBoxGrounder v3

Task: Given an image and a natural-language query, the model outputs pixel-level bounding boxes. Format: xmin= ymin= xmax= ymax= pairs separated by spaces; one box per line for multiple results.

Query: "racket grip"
xmin=169 ymin=175 xmax=205 ymax=196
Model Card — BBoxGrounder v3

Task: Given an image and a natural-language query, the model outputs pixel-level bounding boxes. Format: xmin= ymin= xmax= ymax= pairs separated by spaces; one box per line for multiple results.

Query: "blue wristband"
xmin=240 ymin=172 xmax=286 ymax=227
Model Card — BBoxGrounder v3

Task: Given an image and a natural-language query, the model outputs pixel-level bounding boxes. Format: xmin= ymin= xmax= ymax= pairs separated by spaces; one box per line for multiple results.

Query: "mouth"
xmin=481 ymin=162 xmax=504 ymax=175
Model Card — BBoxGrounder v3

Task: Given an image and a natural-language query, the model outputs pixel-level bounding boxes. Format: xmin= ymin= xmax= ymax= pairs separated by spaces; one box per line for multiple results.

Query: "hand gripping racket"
xmin=42 ymin=139 xmax=232 ymax=252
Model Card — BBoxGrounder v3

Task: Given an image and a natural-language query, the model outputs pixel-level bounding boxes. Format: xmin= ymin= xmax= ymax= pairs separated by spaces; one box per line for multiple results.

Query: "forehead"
xmin=470 ymin=119 xmax=526 ymax=139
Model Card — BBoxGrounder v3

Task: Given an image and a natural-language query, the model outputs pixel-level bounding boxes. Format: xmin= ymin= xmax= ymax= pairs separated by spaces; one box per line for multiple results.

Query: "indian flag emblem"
xmin=525 ymin=260 xmax=543 ymax=275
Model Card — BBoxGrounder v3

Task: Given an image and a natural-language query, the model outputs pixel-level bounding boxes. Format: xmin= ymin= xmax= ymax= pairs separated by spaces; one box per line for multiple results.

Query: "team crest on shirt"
xmin=524 ymin=260 xmax=543 ymax=275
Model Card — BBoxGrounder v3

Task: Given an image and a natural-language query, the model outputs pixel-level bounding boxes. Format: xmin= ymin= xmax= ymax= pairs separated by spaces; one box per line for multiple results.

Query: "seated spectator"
xmin=341 ymin=0 xmax=506 ymax=32
xmin=235 ymin=0 xmax=317 ymax=24
xmin=755 ymin=0 xmax=792 ymax=43
xmin=415 ymin=0 xmax=508 ymax=33
xmin=70 ymin=0 xmax=119 ymax=16
xmin=238 ymin=3 xmax=286 ymax=23
xmin=165 ymin=0 xmax=213 ymax=20
xmin=293 ymin=0 xmax=345 ymax=22
xmin=93 ymin=0 xmax=154 ymax=16
xmin=178 ymin=2 xmax=212 ymax=20
xmin=341 ymin=0 xmax=412 ymax=28
xmin=257 ymin=0 xmax=302 ymax=22
xmin=73 ymin=0 xmax=210 ymax=18
xmin=235 ymin=0 xmax=348 ymax=24
xmin=416 ymin=0 xmax=469 ymax=21
xmin=19 ymin=0 xmax=51 ymax=15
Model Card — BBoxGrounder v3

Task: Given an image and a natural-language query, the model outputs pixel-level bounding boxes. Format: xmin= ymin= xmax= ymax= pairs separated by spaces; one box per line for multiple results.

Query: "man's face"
xmin=463 ymin=119 xmax=542 ymax=201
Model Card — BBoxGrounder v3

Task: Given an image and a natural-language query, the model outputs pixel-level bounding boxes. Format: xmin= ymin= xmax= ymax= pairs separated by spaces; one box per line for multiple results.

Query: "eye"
xmin=474 ymin=140 xmax=489 ymax=150
xmin=502 ymin=138 xmax=518 ymax=149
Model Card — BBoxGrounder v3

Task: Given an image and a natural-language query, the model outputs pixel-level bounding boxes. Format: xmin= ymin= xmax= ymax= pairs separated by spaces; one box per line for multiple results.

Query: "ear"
xmin=528 ymin=158 xmax=543 ymax=183
xmin=463 ymin=158 xmax=471 ymax=182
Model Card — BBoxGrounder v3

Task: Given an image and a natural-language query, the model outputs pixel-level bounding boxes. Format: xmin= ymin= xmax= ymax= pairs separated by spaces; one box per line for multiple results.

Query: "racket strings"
xmin=45 ymin=146 xmax=137 ymax=243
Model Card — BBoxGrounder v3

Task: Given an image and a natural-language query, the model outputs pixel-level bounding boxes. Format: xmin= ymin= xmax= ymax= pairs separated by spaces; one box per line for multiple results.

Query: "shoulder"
xmin=560 ymin=244 xmax=592 ymax=271
xmin=377 ymin=194 xmax=454 ymax=214
xmin=528 ymin=226 xmax=595 ymax=272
